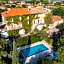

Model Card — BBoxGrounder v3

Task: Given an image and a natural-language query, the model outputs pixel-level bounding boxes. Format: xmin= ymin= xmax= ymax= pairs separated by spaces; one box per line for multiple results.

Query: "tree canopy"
xmin=12 ymin=40 xmax=19 ymax=64
xmin=57 ymin=23 xmax=64 ymax=30
xmin=52 ymin=7 xmax=64 ymax=18
xmin=0 ymin=38 xmax=8 ymax=64
xmin=44 ymin=13 xmax=53 ymax=26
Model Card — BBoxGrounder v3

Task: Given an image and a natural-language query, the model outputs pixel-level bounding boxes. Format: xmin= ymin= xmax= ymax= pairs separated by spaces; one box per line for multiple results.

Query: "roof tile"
xmin=53 ymin=16 xmax=63 ymax=22
xmin=1 ymin=8 xmax=44 ymax=17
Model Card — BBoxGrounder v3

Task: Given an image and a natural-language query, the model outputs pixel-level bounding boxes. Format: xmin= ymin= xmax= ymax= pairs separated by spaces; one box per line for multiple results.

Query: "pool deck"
xmin=18 ymin=40 xmax=53 ymax=64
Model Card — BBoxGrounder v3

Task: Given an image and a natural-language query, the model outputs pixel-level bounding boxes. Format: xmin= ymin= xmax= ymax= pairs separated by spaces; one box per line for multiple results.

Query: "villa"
xmin=48 ymin=15 xmax=63 ymax=35
xmin=1 ymin=7 xmax=47 ymax=32
xmin=48 ymin=15 xmax=63 ymax=28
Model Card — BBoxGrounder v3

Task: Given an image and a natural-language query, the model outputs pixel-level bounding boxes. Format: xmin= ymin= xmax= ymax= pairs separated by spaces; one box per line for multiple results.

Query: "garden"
xmin=16 ymin=31 xmax=53 ymax=47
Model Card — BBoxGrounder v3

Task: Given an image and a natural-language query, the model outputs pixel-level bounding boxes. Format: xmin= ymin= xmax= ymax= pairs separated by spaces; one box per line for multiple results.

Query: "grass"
xmin=16 ymin=37 xmax=28 ymax=47
xmin=16 ymin=31 xmax=53 ymax=47
xmin=31 ymin=34 xmax=42 ymax=44
xmin=16 ymin=33 xmax=42 ymax=47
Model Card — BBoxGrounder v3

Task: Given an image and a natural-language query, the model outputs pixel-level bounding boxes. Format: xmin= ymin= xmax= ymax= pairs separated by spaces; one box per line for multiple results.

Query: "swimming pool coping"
xmin=18 ymin=40 xmax=53 ymax=64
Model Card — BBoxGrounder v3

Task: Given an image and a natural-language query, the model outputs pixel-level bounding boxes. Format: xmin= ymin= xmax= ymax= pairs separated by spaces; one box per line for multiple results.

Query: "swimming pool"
xmin=20 ymin=44 xmax=48 ymax=58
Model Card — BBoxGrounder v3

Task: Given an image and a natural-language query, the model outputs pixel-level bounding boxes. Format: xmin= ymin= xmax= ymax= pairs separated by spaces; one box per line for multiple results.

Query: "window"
xmin=19 ymin=23 xmax=22 ymax=27
xmin=19 ymin=17 xmax=22 ymax=21
xmin=34 ymin=20 xmax=35 ymax=24
xmin=27 ymin=20 xmax=29 ymax=24
xmin=11 ymin=23 xmax=14 ymax=28
xmin=10 ymin=18 xmax=13 ymax=22
xmin=38 ymin=20 xmax=39 ymax=24
xmin=27 ymin=16 xmax=29 ymax=20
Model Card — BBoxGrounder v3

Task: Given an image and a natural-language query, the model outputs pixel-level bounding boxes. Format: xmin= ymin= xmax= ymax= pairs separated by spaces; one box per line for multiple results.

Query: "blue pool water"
xmin=20 ymin=44 xmax=48 ymax=58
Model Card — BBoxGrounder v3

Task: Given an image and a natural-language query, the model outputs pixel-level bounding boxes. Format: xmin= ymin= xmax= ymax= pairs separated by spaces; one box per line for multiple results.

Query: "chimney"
xmin=28 ymin=6 xmax=31 ymax=11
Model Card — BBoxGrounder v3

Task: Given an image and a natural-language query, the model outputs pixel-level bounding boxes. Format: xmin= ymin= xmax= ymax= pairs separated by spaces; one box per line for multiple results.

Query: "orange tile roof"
xmin=1 ymin=8 xmax=44 ymax=17
xmin=53 ymin=16 xmax=63 ymax=22
xmin=1 ymin=8 xmax=31 ymax=17
xmin=30 ymin=8 xmax=44 ymax=14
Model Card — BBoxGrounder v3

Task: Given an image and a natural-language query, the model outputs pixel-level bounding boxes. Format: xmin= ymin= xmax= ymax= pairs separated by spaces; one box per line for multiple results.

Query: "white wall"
xmin=33 ymin=14 xmax=46 ymax=24
xmin=53 ymin=20 xmax=63 ymax=27
xmin=1 ymin=15 xmax=5 ymax=23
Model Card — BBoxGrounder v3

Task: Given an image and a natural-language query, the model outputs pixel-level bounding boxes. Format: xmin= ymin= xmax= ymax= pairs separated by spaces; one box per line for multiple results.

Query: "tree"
xmin=37 ymin=58 xmax=54 ymax=64
xmin=0 ymin=38 xmax=8 ymax=64
xmin=57 ymin=23 xmax=64 ymax=30
xmin=5 ymin=0 xmax=9 ymax=3
xmin=43 ymin=0 xmax=49 ymax=6
xmin=59 ymin=35 xmax=64 ymax=45
xmin=40 ymin=0 xmax=44 ymax=2
xmin=11 ymin=5 xmax=16 ymax=8
xmin=31 ymin=0 xmax=36 ymax=4
xmin=22 ymin=4 xmax=27 ymax=8
xmin=7 ymin=29 xmax=19 ymax=38
xmin=12 ymin=40 xmax=19 ymax=64
xmin=54 ymin=2 xmax=61 ymax=6
xmin=44 ymin=13 xmax=53 ymax=26
xmin=0 ymin=0 xmax=2 ymax=3
xmin=52 ymin=7 xmax=64 ymax=18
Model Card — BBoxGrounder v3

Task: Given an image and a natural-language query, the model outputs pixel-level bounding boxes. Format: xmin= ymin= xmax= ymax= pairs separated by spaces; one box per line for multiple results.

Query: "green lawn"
xmin=16 ymin=31 xmax=53 ymax=47
xmin=16 ymin=33 xmax=42 ymax=47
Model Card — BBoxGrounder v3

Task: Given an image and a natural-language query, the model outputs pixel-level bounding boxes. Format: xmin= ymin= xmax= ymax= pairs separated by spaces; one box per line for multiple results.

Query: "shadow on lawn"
xmin=19 ymin=35 xmax=31 ymax=64
xmin=27 ymin=35 xmax=31 ymax=45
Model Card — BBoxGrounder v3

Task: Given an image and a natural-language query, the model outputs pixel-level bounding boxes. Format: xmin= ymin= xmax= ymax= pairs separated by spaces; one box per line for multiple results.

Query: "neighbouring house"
xmin=48 ymin=15 xmax=63 ymax=28
xmin=1 ymin=7 xmax=47 ymax=33
xmin=47 ymin=15 xmax=63 ymax=35
xmin=21 ymin=1 xmax=26 ymax=6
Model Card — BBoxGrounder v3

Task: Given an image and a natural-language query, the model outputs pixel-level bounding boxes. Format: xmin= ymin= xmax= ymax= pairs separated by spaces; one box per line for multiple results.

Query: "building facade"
xmin=1 ymin=8 xmax=46 ymax=32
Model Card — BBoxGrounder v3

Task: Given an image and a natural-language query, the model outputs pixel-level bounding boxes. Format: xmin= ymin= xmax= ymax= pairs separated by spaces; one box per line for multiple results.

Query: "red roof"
xmin=1 ymin=8 xmax=31 ymax=17
xmin=30 ymin=8 xmax=44 ymax=14
xmin=1 ymin=8 xmax=44 ymax=17
xmin=53 ymin=16 xmax=63 ymax=22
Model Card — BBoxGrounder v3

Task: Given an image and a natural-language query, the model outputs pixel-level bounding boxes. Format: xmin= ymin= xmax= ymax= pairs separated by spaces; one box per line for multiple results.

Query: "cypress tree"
xmin=12 ymin=39 xmax=19 ymax=64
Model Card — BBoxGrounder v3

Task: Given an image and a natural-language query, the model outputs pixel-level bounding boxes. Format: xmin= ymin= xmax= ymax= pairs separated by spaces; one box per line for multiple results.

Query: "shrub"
xmin=54 ymin=2 xmax=61 ymax=6
xmin=7 ymin=29 xmax=19 ymax=37
xmin=22 ymin=4 xmax=27 ymax=8
xmin=5 ymin=5 xmax=10 ymax=8
xmin=34 ymin=28 xmax=39 ymax=32
xmin=57 ymin=23 xmax=64 ymax=30
xmin=11 ymin=5 xmax=16 ymax=8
